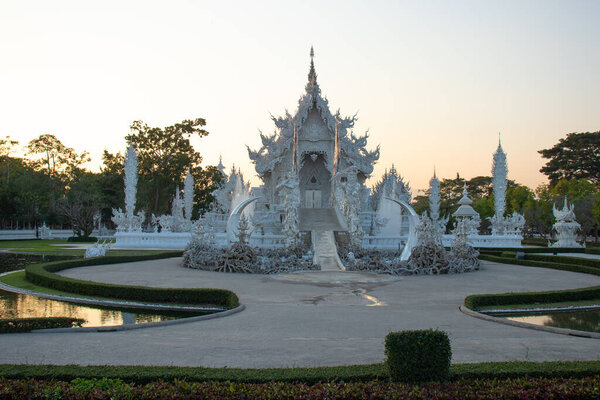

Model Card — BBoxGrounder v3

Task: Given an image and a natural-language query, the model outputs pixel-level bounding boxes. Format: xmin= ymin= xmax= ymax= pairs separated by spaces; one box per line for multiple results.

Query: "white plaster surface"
xmin=1 ymin=258 xmax=599 ymax=367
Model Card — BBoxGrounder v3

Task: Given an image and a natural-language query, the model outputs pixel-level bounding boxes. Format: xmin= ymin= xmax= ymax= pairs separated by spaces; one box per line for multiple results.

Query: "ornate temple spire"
xmin=306 ymin=46 xmax=320 ymax=96
xmin=492 ymin=134 xmax=508 ymax=219
xmin=429 ymin=168 xmax=441 ymax=222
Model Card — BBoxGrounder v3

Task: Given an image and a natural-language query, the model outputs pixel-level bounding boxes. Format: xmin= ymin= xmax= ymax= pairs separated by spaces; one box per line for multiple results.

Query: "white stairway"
xmin=311 ymin=230 xmax=346 ymax=271
xmin=298 ymin=208 xmax=346 ymax=271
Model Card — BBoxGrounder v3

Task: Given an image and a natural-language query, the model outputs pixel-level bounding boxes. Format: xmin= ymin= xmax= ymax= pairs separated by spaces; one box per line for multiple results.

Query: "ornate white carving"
xmin=551 ymin=197 xmax=582 ymax=247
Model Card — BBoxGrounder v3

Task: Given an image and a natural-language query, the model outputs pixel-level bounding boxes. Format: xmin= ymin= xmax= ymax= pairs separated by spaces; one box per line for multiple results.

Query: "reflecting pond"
xmin=499 ymin=310 xmax=600 ymax=333
xmin=0 ymin=289 xmax=209 ymax=328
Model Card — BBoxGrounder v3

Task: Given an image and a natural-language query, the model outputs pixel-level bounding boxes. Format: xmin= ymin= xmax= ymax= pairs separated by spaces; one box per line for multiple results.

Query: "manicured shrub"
xmin=385 ymin=329 xmax=451 ymax=382
xmin=67 ymin=236 xmax=98 ymax=243
xmin=25 ymin=253 xmax=239 ymax=309
xmin=0 ymin=317 xmax=84 ymax=333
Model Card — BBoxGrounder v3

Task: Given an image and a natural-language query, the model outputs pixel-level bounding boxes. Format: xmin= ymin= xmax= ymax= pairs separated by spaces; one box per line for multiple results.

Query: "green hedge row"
xmin=523 ymin=254 xmax=600 ymax=269
xmin=0 ymin=318 xmax=85 ymax=333
xmin=464 ymin=284 xmax=600 ymax=310
xmin=0 ymin=253 xmax=80 ymax=274
xmin=24 ymin=253 xmax=239 ymax=309
xmin=480 ymin=247 xmax=584 ymax=254
xmin=66 ymin=236 xmax=98 ymax=243
xmin=469 ymin=252 xmax=600 ymax=310
xmin=0 ymin=361 xmax=599 ymax=384
xmin=479 ymin=253 xmax=600 ymax=276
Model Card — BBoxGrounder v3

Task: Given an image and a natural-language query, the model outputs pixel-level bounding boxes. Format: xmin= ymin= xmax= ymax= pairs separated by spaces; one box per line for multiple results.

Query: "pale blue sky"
xmin=1 ymin=0 xmax=598 ymax=192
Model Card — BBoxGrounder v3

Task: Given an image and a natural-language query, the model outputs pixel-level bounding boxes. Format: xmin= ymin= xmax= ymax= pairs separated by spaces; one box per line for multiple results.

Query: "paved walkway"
xmin=1 ymin=259 xmax=599 ymax=368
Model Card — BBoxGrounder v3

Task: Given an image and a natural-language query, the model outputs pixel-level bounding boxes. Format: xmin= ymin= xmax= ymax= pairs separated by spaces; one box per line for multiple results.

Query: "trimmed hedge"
xmin=469 ymin=252 xmax=600 ymax=310
xmin=67 ymin=236 xmax=98 ymax=243
xmin=464 ymin=284 xmax=600 ymax=310
xmin=523 ymin=254 xmax=600 ymax=269
xmin=24 ymin=253 xmax=239 ymax=309
xmin=0 ymin=253 xmax=80 ymax=274
xmin=479 ymin=253 xmax=600 ymax=276
xmin=385 ymin=330 xmax=451 ymax=382
xmin=0 ymin=317 xmax=85 ymax=333
xmin=1 ymin=361 xmax=599 ymax=384
xmin=1 ymin=376 xmax=599 ymax=399
xmin=1 ymin=376 xmax=600 ymax=399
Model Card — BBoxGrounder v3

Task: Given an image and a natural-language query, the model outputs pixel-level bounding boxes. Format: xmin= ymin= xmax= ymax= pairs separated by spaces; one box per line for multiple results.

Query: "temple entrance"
xmin=305 ymin=190 xmax=322 ymax=208
xmin=299 ymin=153 xmax=331 ymax=208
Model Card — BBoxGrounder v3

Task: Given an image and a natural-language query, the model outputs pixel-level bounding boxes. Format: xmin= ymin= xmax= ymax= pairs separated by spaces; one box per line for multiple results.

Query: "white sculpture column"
xmin=491 ymin=136 xmax=507 ymax=235
xmin=428 ymin=169 xmax=448 ymax=234
xmin=184 ymin=170 xmax=194 ymax=221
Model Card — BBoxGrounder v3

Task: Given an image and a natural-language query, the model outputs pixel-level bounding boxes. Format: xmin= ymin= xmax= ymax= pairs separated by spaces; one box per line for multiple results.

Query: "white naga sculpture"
xmin=112 ymin=144 xmax=145 ymax=232
xmin=552 ymin=197 xmax=582 ymax=248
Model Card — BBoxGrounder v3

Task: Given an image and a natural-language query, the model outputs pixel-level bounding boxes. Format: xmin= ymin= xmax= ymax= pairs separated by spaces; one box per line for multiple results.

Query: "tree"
xmin=539 ymin=131 xmax=600 ymax=184
xmin=103 ymin=118 xmax=217 ymax=218
xmin=0 ymin=136 xmax=19 ymax=186
xmin=26 ymin=134 xmax=90 ymax=180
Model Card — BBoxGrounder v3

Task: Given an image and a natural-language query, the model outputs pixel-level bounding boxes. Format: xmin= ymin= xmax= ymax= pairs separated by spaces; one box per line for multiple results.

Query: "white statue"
xmin=279 ymin=171 xmax=301 ymax=248
xmin=428 ymin=169 xmax=448 ymax=235
xmin=551 ymin=197 xmax=582 ymax=247
xmin=112 ymin=144 xmax=145 ymax=232
xmin=184 ymin=170 xmax=194 ymax=220
xmin=84 ymin=240 xmax=111 ymax=258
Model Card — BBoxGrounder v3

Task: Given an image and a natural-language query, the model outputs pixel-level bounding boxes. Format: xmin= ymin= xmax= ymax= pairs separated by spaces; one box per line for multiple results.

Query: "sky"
xmin=1 ymin=0 xmax=599 ymax=195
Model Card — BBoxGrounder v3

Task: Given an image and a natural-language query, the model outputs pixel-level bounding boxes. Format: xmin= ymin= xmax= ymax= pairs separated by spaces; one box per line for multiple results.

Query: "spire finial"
xmin=306 ymin=46 xmax=318 ymax=93
xmin=498 ymin=132 xmax=502 ymax=146
xmin=433 ymin=165 xmax=437 ymax=179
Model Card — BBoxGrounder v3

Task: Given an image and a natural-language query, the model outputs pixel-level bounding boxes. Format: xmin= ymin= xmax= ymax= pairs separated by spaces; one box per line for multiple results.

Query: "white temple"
xmin=110 ymin=49 xmax=525 ymax=254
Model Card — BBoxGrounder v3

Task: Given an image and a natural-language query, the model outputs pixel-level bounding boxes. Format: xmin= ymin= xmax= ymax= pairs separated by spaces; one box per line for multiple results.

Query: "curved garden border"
xmin=0 ymin=270 xmax=246 ymax=332
xmin=462 ymin=251 xmax=600 ymax=338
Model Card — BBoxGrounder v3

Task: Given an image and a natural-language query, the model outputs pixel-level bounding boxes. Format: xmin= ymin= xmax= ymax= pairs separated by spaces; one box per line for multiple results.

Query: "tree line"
xmin=0 ymin=119 xmax=223 ymax=236
xmin=411 ymin=131 xmax=600 ymax=240
xmin=1 ymin=126 xmax=598 ymax=240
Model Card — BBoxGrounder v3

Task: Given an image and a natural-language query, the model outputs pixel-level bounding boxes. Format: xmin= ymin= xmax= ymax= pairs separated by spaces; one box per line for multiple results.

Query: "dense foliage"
xmin=539 ymin=131 xmax=600 ymax=184
xmin=0 ymin=317 xmax=84 ymax=333
xmin=385 ymin=330 xmax=451 ymax=382
xmin=24 ymin=253 xmax=239 ymax=308
xmin=0 ymin=122 xmax=222 ymax=234
xmin=0 ymin=376 xmax=599 ymax=399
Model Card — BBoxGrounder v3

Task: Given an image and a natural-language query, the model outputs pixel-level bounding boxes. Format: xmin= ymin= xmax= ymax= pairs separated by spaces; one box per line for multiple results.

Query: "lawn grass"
xmin=0 ymin=239 xmax=169 ymax=256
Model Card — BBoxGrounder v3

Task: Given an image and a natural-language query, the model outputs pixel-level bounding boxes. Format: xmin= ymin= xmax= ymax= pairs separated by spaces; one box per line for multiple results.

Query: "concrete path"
xmin=0 ymin=258 xmax=599 ymax=368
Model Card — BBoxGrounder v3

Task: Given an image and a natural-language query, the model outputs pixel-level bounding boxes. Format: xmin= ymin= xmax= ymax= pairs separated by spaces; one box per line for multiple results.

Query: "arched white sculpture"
xmin=385 ymin=197 xmax=419 ymax=261
xmin=226 ymin=197 xmax=262 ymax=244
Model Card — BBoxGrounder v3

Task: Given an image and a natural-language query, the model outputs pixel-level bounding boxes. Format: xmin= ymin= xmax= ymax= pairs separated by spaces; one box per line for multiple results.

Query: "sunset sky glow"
xmin=1 ymin=0 xmax=599 ymax=193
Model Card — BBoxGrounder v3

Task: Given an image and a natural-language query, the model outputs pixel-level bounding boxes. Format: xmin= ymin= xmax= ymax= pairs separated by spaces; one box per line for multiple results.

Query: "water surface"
xmin=500 ymin=310 xmax=600 ymax=333
xmin=0 ymin=288 xmax=206 ymax=328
